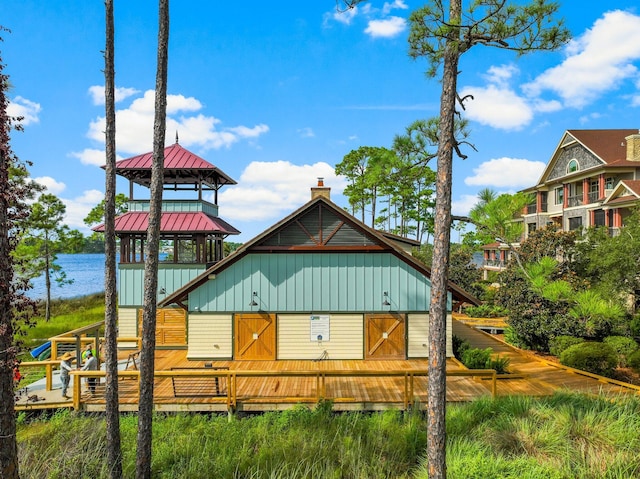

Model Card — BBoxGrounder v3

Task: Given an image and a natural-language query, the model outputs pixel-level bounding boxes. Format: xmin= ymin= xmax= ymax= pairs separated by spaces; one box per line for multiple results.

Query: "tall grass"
xmin=16 ymin=392 xmax=640 ymax=479
xmin=17 ymin=293 xmax=105 ymax=347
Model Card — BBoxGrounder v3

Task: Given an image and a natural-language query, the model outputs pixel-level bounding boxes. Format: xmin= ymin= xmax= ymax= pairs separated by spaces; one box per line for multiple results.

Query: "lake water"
xmin=27 ymin=253 xmax=108 ymax=300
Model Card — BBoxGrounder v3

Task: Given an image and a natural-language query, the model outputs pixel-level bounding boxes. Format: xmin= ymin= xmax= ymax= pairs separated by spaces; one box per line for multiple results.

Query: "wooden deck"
xmin=14 ymin=319 xmax=640 ymax=413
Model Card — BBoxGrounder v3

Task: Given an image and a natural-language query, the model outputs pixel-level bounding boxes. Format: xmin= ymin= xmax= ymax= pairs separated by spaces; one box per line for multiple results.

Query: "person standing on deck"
xmin=59 ymin=352 xmax=74 ymax=399
xmin=81 ymin=349 xmax=98 ymax=395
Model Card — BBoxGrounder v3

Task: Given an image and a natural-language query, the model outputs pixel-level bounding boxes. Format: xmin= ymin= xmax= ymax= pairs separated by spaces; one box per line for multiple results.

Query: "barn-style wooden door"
xmin=234 ymin=313 xmax=276 ymax=360
xmin=138 ymin=308 xmax=186 ymax=348
xmin=365 ymin=313 xmax=406 ymax=360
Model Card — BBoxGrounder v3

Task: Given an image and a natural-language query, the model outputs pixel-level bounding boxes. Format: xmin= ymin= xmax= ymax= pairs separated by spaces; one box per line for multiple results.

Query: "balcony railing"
xmin=483 ymin=259 xmax=506 ymax=269
xmin=526 ymin=204 xmax=536 ymax=214
xmin=587 ymin=191 xmax=599 ymax=204
xmin=567 ymin=195 xmax=582 ymax=207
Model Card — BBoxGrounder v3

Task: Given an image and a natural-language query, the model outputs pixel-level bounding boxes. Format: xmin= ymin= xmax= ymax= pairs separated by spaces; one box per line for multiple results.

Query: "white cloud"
xmin=452 ymin=194 xmax=481 ymax=217
xmin=86 ymin=90 xmax=268 ymax=155
xmin=460 ymin=84 xmax=533 ymax=130
xmin=217 ymin=161 xmax=347 ymax=221
xmin=7 ymin=96 xmax=41 ymax=126
xmin=364 ymin=16 xmax=406 ymax=38
xmin=464 ymin=157 xmax=546 ymax=188
xmin=88 ymin=85 xmax=140 ymax=105
xmin=34 ymin=176 xmax=66 ymax=195
xmin=483 ymin=64 xmax=519 ymax=87
xmin=382 ymin=0 xmax=408 ymax=15
xmin=523 ymin=10 xmax=640 ymax=108
xmin=61 ymin=189 xmax=106 ymax=232
xmin=328 ymin=5 xmax=359 ymax=25
xmin=69 ymin=148 xmax=124 ymax=166
xmin=297 ymin=127 xmax=315 ymax=138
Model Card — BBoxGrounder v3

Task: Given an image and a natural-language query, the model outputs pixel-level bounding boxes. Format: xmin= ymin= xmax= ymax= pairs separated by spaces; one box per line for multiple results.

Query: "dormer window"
xmin=566 ymin=159 xmax=579 ymax=174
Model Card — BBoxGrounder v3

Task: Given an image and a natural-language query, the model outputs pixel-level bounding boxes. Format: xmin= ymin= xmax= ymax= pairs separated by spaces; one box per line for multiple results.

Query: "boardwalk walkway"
xmin=453 ymin=319 xmax=640 ymax=397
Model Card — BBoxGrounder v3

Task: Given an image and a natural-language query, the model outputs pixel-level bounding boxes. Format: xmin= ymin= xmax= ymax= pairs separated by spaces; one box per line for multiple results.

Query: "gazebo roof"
xmin=110 ymin=142 xmax=237 ymax=190
xmin=93 ymin=211 xmax=240 ymax=235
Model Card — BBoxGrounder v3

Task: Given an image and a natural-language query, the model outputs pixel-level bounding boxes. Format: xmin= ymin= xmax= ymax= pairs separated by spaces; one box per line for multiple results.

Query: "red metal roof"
xmin=94 ymin=211 xmax=240 ymax=235
xmin=111 ymin=142 xmax=236 ymax=188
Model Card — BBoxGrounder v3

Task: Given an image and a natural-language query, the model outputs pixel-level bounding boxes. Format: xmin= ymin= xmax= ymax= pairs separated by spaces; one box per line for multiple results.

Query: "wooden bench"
xmin=170 ymin=366 xmax=229 ymax=397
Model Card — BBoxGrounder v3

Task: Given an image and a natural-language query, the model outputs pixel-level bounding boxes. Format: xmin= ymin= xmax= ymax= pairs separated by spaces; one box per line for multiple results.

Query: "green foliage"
xmin=497 ymin=267 xmax=577 ymax=351
xmin=549 ymin=336 xmax=584 ymax=357
xmin=16 ymin=294 xmax=105 ymax=347
xmin=13 ymin=193 xmax=82 ymax=317
xmin=469 ymin=191 xmax=533 ymax=250
xmin=569 ymin=290 xmax=626 ymax=339
xmin=447 ymin=245 xmax=483 ymax=298
xmin=631 ymin=314 xmax=640 ymax=337
xmin=628 ymin=350 xmax=640 ymax=372
xmin=463 ymin=304 xmax=508 ymax=318
xmin=488 ymin=356 xmax=511 ymax=375
xmin=452 ymin=334 xmax=470 ymax=360
xmin=407 ymin=0 xmax=570 ymax=77
xmin=559 ymin=342 xmax=618 ymax=377
xmin=460 ymin=347 xmax=492 ymax=369
xmin=503 ymin=327 xmax=528 ymax=350
xmin=15 ymin=393 xmax=640 ymax=478
xmin=603 ymin=336 xmax=639 ymax=367
xmin=573 ymin=208 xmax=640 ymax=302
xmin=458 ymin=346 xmax=511 ymax=374
xmin=83 ymin=193 xmax=129 ymax=227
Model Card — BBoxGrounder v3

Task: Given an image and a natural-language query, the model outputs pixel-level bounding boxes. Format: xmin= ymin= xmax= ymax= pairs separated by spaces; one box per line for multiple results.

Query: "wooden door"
xmin=365 ymin=313 xmax=406 ymax=360
xmin=138 ymin=308 xmax=186 ymax=348
xmin=234 ymin=313 xmax=276 ymax=360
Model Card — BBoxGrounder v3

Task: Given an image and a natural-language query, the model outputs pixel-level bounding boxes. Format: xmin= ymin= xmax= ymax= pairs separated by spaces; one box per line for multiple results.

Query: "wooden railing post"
xmin=45 ymin=363 xmax=53 ymax=391
xmin=72 ymin=372 xmax=81 ymax=410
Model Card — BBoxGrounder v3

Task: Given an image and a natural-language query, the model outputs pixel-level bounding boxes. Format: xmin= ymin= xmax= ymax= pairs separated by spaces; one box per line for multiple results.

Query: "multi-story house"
xmin=481 ymin=129 xmax=640 ymax=279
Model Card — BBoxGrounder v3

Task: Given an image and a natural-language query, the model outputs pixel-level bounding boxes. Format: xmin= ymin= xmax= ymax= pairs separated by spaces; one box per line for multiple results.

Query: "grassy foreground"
xmin=16 ymin=392 xmax=640 ymax=479
xmin=19 ymin=293 xmax=106 ymax=346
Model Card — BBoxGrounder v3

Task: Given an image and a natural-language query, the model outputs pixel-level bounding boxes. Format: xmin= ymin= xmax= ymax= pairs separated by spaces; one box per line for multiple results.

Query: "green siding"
xmin=119 ymin=263 xmax=206 ymax=306
xmin=188 ymin=253 xmax=449 ymax=313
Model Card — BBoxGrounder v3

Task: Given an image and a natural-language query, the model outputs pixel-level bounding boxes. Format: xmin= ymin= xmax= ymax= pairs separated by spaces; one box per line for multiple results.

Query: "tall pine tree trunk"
xmin=103 ymin=1 xmax=123 ymax=477
xmin=427 ymin=1 xmax=460 ymax=478
xmin=136 ymin=1 xmax=169 ymax=477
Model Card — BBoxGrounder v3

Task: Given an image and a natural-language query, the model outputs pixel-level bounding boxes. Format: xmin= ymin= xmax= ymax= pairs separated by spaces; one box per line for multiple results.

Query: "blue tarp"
xmin=30 ymin=341 xmax=51 ymax=359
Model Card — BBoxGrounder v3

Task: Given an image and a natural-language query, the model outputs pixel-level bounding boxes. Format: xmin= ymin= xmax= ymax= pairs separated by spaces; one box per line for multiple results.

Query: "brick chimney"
xmin=626 ymin=132 xmax=640 ymax=161
xmin=311 ymin=177 xmax=331 ymax=200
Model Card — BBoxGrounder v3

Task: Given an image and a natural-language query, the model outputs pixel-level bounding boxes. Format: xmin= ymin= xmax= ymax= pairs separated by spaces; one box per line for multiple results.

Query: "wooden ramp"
xmin=452 ymin=319 xmax=640 ymax=397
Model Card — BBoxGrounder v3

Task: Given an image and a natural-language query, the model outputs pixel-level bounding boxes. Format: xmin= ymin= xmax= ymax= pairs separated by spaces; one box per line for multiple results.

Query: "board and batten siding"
xmin=277 ymin=314 xmax=364 ymax=360
xmin=118 ymin=307 xmax=139 ymax=348
xmin=189 ymin=253 xmax=448 ymax=313
xmin=187 ymin=313 xmax=233 ymax=360
xmin=407 ymin=313 xmax=453 ymax=358
xmin=119 ymin=264 xmax=206 ymax=306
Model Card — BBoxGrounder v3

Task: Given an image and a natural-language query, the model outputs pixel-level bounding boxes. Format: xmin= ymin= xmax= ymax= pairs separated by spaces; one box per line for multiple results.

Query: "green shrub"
xmin=503 ymin=327 xmax=528 ymax=350
xmin=603 ymin=336 xmax=639 ymax=367
xmin=459 ymin=347 xmax=510 ymax=373
xmin=559 ymin=342 xmax=618 ymax=377
xmin=629 ymin=349 xmax=640 ymax=372
xmin=461 ymin=347 xmax=493 ymax=369
xmin=463 ymin=304 xmax=508 ymax=318
xmin=549 ymin=336 xmax=584 ymax=357
xmin=630 ymin=314 xmax=640 ymax=337
xmin=452 ymin=335 xmax=471 ymax=360
xmin=488 ymin=356 xmax=511 ymax=375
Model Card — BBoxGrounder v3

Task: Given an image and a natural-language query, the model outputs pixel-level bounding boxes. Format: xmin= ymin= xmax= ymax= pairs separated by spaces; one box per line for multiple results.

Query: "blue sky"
xmin=2 ymin=1 xmax=640 ymax=242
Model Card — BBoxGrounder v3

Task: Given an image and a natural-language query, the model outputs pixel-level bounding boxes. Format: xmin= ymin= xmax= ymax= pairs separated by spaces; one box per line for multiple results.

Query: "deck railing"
xmin=17 ymin=336 xmax=143 ymax=392
xmin=64 ymin=367 xmax=498 ymax=411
